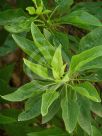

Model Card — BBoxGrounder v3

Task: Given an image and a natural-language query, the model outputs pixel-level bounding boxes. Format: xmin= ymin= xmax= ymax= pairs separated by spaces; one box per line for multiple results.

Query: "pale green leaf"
xmin=26 ymin=7 xmax=35 ymax=15
xmin=24 ymin=59 xmax=50 ymax=79
xmin=51 ymin=45 xmax=64 ymax=79
xmin=41 ymin=90 xmax=59 ymax=116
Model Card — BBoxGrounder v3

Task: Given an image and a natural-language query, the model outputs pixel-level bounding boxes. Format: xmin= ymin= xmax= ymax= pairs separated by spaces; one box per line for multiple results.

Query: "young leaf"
xmin=41 ymin=90 xmax=59 ymax=116
xmin=61 ymin=88 xmax=79 ymax=133
xmin=24 ymin=59 xmax=50 ymax=79
xmin=2 ymin=80 xmax=46 ymax=101
xmin=26 ymin=7 xmax=35 ymax=15
xmin=69 ymin=45 xmax=102 ymax=76
xmin=72 ymin=82 xmax=101 ymax=102
xmin=56 ymin=10 xmax=102 ymax=30
xmin=51 ymin=45 xmax=65 ymax=79
xmin=31 ymin=23 xmax=54 ymax=64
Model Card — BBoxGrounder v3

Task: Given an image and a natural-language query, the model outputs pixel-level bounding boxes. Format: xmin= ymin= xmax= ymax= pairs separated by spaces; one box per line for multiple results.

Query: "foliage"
xmin=0 ymin=0 xmax=102 ymax=136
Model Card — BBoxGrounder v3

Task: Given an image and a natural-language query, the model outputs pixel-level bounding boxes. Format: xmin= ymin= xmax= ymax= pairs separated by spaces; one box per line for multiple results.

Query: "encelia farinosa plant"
xmin=1 ymin=23 xmax=102 ymax=136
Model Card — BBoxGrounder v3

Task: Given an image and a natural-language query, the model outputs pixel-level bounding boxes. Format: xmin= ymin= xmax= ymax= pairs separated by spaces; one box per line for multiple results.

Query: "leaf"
xmin=56 ymin=10 xmax=102 ymax=30
xmin=12 ymin=34 xmax=45 ymax=64
xmin=0 ymin=114 xmax=16 ymax=124
xmin=0 ymin=9 xmax=25 ymax=25
xmin=80 ymin=57 xmax=102 ymax=71
xmin=42 ymin=99 xmax=60 ymax=124
xmin=5 ymin=17 xmax=34 ymax=33
xmin=55 ymin=0 xmax=74 ymax=15
xmin=91 ymin=126 xmax=102 ymax=136
xmin=72 ymin=82 xmax=101 ymax=102
xmin=26 ymin=7 xmax=35 ymax=15
xmin=41 ymin=90 xmax=59 ymax=116
xmin=53 ymin=31 xmax=69 ymax=55
xmin=72 ymin=2 xmax=102 ymax=20
xmin=31 ymin=23 xmax=54 ymax=64
xmin=28 ymin=127 xmax=68 ymax=136
xmin=61 ymin=88 xmax=79 ymax=133
xmin=51 ymin=45 xmax=65 ymax=79
xmin=18 ymin=94 xmax=42 ymax=121
xmin=24 ymin=59 xmax=50 ymax=79
xmin=79 ymin=27 xmax=102 ymax=51
xmin=77 ymin=96 xmax=92 ymax=135
xmin=69 ymin=45 xmax=102 ymax=76
xmin=91 ymin=102 xmax=102 ymax=118
xmin=2 ymin=80 xmax=46 ymax=101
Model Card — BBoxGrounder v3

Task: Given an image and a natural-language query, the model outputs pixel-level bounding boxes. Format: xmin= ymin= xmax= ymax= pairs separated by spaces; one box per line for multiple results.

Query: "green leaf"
xmin=28 ymin=127 xmax=68 ymax=136
xmin=91 ymin=102 xmax=102 ymax=118
xmin=2 ymin=80 xmax=46 ymax=101
xmin=72 ymin=82 xmax=101 ymax=102
xmin=79 ymin=27 xmax=102 ymax=51
xmin=41 ymin=90 xmax=59 ymax=116
xmin=55 ymin=0 xmax=74 ymax=15
xmin=42 ymin=99 xmax=60 ymax=124
xmin=5 ymin=17 xmax=34 ymax=33
xmin=18 ymin=94 xmax=42 ymax=121
xmin=91 ymin=126 xmax=102 ymax=136
xmin=53 ymin=31 xmax=69 ymax=55
xmin=26 ymin=7 xmax=35 ymax=15
xmin=0 ymin=114 xmax=16 ymax=124
xmin=31 ymin=23 xmax=54 ymax=64
xmin=0 ymin=9 xmax=25 ymax=25
xmin=77 ymin=96 xmax=92 ymax=135
xmin=73 ymin=2 xmax=102 ymax=20
xmin=12 ymin=34 xmax=45 ymax=64
xmin=69 ymin=45 xmax=102 ymax=75
xmin=51 ymin=45 xmax=65 ymax=79
xmin=56 ymin=10 xmax=102 ymax=30
xmin=80 ymin=57 xmax=102 ymax=71
xmin=24 ymin=59 xmax=50 ymax=79
xmin=61 ymin=88 xmax=79 ymax=133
